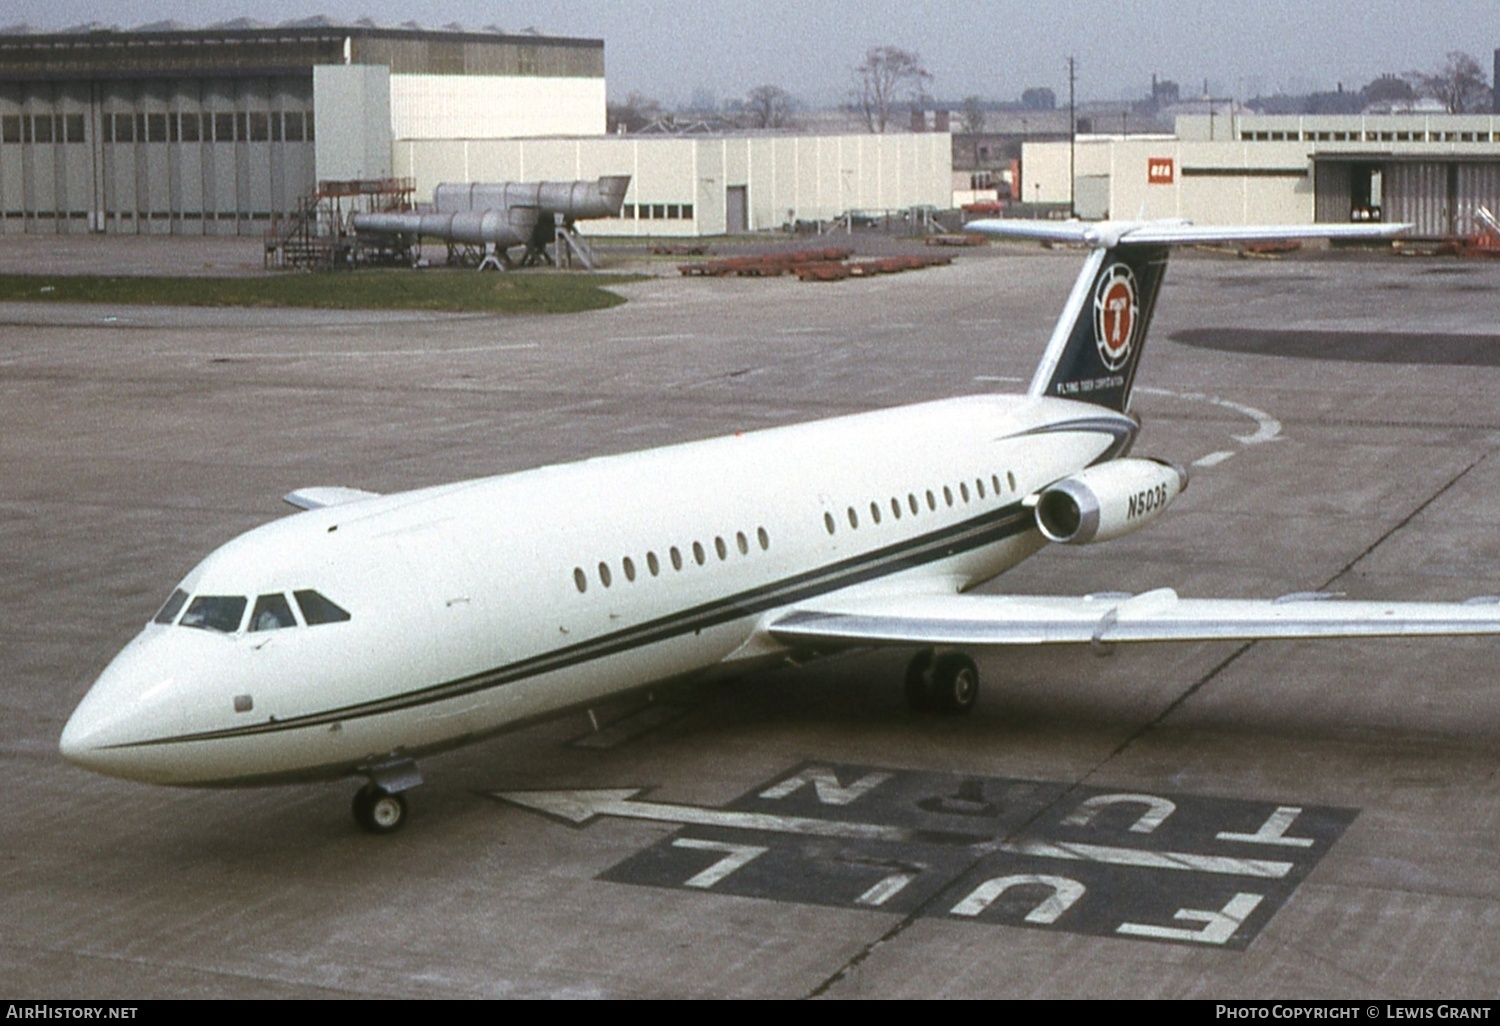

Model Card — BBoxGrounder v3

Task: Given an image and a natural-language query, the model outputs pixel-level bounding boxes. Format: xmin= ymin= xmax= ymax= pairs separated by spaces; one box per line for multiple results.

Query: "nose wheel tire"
xmin=353 ymin=784 xmax=408 ymax=834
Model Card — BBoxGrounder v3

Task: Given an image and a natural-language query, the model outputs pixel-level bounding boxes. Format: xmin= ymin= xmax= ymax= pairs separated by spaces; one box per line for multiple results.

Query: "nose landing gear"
xmin=351 ymin=756 xmax=423 ymax=834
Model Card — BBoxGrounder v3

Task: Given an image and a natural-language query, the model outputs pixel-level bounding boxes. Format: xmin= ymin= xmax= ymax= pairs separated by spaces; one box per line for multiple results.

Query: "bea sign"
xmin=1148 ymin=157 xmax=1175 ymax=184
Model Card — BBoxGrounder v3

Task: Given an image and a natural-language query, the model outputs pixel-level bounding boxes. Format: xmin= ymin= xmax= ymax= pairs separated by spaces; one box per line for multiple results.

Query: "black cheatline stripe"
xmin=116 ymin=502 xmax=1037 ymax=749
xmin=117 ymin=414 xmax=1136 ymax=749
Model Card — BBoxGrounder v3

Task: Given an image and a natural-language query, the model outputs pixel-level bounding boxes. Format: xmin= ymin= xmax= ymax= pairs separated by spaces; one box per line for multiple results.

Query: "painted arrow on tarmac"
xmin=487 ymin=788 xmax=1295 ymax=878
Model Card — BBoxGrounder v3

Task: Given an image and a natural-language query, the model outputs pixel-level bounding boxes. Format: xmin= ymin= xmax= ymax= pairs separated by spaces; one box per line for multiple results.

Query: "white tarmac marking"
xmin=993 ymin=839 xmax=1292 ymax=879
xmin=671 ymin=839 xmax=768 ymax=888
xmin=1217 ymin=806 xmax=1316 ymax=848
xmin=950 ymin=874 xmax=1086 ymax=923
xmin=1116 ymin=892 xmax=1265 ymax=945
xmin=605 ymin=333 xmax=697 ymax=343
xmin=196 ymin=342 xmax=542 ymax=360
xmin=495 ymin=789 xmax=1296 ymax=879
xmin=1137 ymin=387 xmax=1283 ymax=470
xmin=493 ymin=788 xmax=911 ymax=841
xmin=856 ymin=873 xmax=917 ymax=907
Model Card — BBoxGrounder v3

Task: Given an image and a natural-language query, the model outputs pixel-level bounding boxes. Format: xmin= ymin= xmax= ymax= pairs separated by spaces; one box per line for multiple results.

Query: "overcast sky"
xmin=7 ymin=1 xmax=1498 ymax=107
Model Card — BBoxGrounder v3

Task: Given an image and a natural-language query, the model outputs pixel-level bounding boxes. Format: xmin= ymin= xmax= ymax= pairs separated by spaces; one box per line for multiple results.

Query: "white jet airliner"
xmin=60 ymin=219 xmax=1500 ymax=834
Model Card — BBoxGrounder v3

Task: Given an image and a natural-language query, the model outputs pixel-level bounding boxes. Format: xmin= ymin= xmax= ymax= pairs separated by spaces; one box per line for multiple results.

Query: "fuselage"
xmin=60 ymin=392 xmax=1134 ymax=786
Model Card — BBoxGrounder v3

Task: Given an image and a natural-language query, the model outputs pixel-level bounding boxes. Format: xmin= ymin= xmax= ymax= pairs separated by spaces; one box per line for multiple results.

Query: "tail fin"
xmin=1028 ymin=242 xmax=1168 ymax=412
xmin=966 ymin=218 xmax=1410 ymax=413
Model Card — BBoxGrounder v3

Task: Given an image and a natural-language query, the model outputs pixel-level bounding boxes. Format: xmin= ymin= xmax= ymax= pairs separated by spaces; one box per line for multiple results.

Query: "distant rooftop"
xmin=0 ymin=17 xmax=603 ymax=80
xmin=0 ymin=16 xmax=563 ymax=38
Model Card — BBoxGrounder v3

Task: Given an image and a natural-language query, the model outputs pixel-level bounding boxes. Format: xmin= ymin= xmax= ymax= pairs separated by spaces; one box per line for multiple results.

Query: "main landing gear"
xmin=351 ymin=756 xmax=424 ymax=835
xmin=903 ymin=648 xmax=979 ymax=715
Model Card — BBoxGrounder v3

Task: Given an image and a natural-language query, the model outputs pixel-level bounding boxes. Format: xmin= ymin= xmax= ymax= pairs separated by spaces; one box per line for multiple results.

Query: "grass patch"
xmin=0 ymin=270 xmax=646 ymax=313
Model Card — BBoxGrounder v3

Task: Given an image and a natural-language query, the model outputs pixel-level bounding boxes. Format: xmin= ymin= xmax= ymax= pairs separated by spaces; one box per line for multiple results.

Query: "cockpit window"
xmin=294 ymin=590 xmax=351 ymax=625
xmin=153 ymin=588 xmax=189 ymax=625
xmin=180 ymin=595 xmax=248 ymax=634
xmin=250 ymin=593 xmax=297 ymax=632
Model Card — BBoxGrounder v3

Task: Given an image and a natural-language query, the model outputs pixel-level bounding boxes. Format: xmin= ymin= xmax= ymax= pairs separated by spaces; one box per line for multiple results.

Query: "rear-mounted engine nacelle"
xmin=1033 ymin=458 xmax=1188 ymax=545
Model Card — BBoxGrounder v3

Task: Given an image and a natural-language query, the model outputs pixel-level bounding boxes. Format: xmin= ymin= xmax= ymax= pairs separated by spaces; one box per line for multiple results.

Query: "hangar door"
xmin=1314 ymin=159 xmax=1381 ymax=224
xmin=1317 ymin=158 xmax=1500 ymax=237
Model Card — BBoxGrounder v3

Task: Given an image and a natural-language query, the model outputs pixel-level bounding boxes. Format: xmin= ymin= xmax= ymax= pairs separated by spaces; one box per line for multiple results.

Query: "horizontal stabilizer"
xmin=966 ymin=218 xmax=1409 ymax=249
xmin=282 ymin=486 xmax=383 ymax=511
xmin=769 ymin=589 xmax=1500 ymax=648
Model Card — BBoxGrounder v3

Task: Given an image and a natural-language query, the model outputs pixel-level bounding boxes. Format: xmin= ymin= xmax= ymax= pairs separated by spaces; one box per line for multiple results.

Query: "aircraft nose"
xmin=59 ymin=688 xmax=127 ymax=773
xmin=59 ymin=633 xmax=191 ymax=782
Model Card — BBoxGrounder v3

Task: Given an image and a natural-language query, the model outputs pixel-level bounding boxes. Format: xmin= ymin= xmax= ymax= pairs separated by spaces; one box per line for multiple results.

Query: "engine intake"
xmin=1034 ymin=458 xmax=1188 ymax=545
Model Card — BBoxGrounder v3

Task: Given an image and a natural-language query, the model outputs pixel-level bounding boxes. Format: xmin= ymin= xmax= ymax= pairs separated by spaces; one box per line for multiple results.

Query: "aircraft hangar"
xmin=1022 ymin=113 xmax=1500 ymax=236
xmin=0 ymin=20 xmax=606 ymax=236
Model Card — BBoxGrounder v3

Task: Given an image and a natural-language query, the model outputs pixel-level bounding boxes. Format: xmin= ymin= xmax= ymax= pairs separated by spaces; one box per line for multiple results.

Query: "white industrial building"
xmin=1021 ymin=113 xmax=1500 ymax=237
xmin=392 ymin=134 xmax=953 ymax=236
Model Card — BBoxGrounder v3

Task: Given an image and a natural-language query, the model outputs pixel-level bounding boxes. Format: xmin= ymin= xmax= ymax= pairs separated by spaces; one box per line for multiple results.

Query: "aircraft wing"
xmin=282 ymin=486 xmax=383 ymax=511
xmin=964 ymin=218 xmax=1409 ymax=248
xmin=767 ymin=588 xmax=1500 ymax=648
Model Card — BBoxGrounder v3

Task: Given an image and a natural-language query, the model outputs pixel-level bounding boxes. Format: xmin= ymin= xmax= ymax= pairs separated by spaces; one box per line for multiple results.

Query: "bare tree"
xmin=744 ymin=84 xmax=795 ymax=129
xmin=1408 ymin=51 xmax=1492 ymax=113
xmin=958 ymin=95 xmax=987 ymax=136
xmin=606 ymin=91 xmax=661 ymax=134
xmin=851 ymin=46 xmax=932 ymax=133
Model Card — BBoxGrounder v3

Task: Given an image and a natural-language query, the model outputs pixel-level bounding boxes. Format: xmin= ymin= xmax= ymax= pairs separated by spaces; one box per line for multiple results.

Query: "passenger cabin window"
xmin=180 ymin=595 xmax=247 ymax=634
xmin=294 ymin=590 xmax=351 ymax=625
xmin=153 ymin=588 xmax=189 ymax=625
xmin=250 ymin=593 xmax=296 ymax=632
